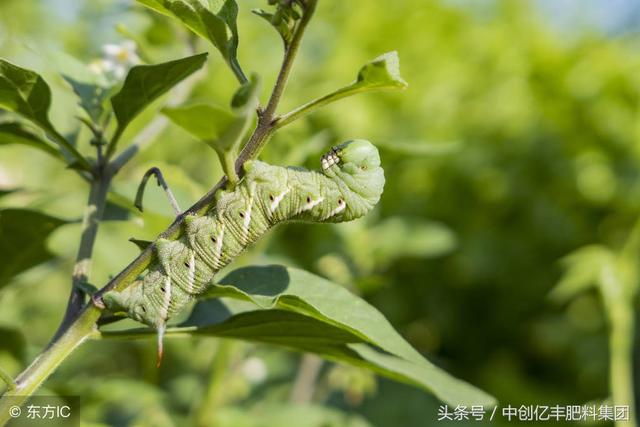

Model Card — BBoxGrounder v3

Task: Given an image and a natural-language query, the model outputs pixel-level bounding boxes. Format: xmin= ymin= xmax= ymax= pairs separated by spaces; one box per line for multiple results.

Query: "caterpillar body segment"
xmin=102 ymin=140 xmax=385 ymax=339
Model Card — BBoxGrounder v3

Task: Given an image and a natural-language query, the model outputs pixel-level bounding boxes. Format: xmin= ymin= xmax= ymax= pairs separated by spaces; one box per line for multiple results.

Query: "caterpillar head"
xmin=322 ymin=140 xmax=385 ymax=220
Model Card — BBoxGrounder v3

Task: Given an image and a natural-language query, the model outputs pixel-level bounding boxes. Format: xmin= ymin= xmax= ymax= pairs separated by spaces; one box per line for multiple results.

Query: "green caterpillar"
xmin=103 ymin=140 xmax=384 ymax=356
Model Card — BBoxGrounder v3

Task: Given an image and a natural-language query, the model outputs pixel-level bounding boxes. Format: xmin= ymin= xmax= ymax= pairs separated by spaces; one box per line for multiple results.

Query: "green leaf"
xmin=0 ymin=209 xmax=69 ymax=289
xmin=183 ymin=265 xmax=495 ymax=406
xmin=0 ymin=59 xmax=54 ymax=131
xmin=50 ymin=50 xmax=110 ymax=124
xmin=162 ymin=104 xmax=236 ymax=142
xmin=163 ymin=77 xmax=258 ymax=148
xmin=65 ymin=77 xmax=110 ymax=124
xmin=0 ymin=59 xmax=92 ymax=171
xmin=230 ymin=75 xmax=260 ymax=111
xmin=0 ymin=122 xmax=62 ymax=159
xmin=353 ymin=51 xmax=408 ymax=91
xmin=277 ymin=52 xmax=408 ymax=128
xmin=109 ymin=52 xmax=208 ymax=147
xmin=162 ymin=102 xmax=241 ymax=182
xmin=163 ymin=77 xmax=259 ymax=183
xmin=251 ymin=1 xmax=304 ymax=46
xmin=135 ymin=0 xmax=244 ymax=81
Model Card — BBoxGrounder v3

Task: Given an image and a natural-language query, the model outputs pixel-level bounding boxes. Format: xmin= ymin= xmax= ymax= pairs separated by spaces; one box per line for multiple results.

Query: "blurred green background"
xmin=1 ymin=0 xmax=639 ymax=425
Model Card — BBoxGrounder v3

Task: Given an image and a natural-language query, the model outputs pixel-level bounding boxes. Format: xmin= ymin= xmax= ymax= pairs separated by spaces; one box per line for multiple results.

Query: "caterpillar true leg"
xmin=134 ymin=167 xmax=182 ymax=215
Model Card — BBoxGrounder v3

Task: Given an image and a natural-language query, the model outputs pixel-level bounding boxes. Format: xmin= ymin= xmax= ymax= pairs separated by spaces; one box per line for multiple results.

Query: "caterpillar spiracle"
xmin=102 ymin=140 xmax=384 ymax=358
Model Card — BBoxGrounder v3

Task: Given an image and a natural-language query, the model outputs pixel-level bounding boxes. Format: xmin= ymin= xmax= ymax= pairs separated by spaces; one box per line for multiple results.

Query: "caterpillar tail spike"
xmin=102 ymin=140 xmax=385 ymax=361
xmin=135 ymin=167 xmax=181 ymax=215
xmin=156 ymin=323 xmax=166 ymax=368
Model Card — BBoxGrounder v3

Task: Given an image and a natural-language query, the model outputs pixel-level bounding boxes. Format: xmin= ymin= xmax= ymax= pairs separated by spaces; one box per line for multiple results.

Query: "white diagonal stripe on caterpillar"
xmin=322 ymin=199 xmax=346 ymax=220
xmin=186 ymin=253 xmax=195 ymax=294
xmin=159 ymin=272 xmax=172 ymax=323
xmin=242 ymin=183 xmax=255 ymax=244
xmin=297 ymin=196 xmax=324 ymax=214
xmin=213 ymin=224 xmax=225 ymax=268
xmin=270 ymin=186 xmax=291 ymax=212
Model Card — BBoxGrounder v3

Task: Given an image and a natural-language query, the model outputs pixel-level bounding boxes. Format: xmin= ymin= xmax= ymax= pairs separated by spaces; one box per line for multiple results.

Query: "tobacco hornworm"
xmin=102 ymin=140 xmax=384 ymax=353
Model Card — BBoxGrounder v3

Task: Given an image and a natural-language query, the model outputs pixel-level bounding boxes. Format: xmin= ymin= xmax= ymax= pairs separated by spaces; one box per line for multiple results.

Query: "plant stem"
xmin=0 ymin=306 xmax=101 ymax=426
xmin=54 ymin=172 xmax=112 ymax=339
xmin=609 ymin=216 xmax=640 ymax=427
xmin=608 ymin=302 xmax=636 ymax=427
xmin=289 ymin=354 xmax=323 ymax=403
